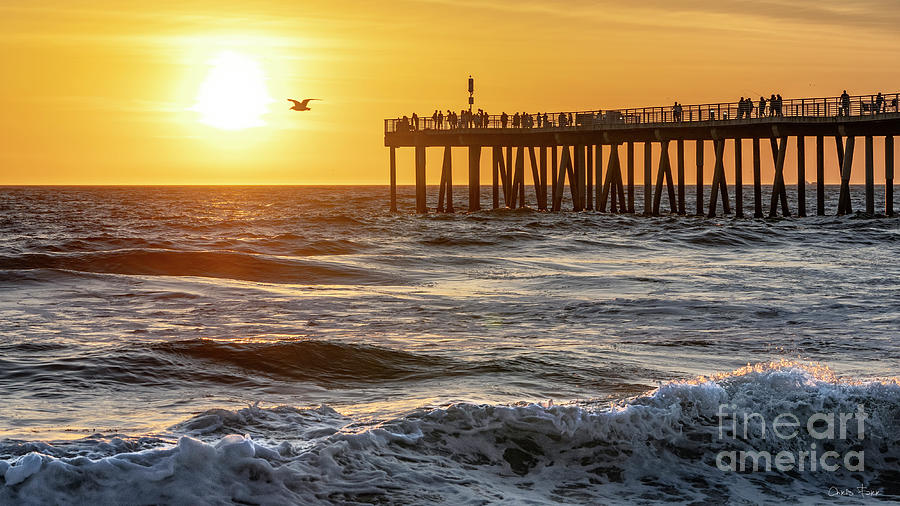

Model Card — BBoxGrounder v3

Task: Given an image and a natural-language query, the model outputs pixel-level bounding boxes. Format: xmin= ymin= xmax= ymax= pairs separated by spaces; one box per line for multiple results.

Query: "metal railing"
xmin=385 ymin=92 xmax=900 ymax=134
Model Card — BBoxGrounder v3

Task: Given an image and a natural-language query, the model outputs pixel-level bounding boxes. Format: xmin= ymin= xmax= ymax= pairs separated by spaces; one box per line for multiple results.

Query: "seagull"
xmin=288 ymin=98 xmax=320 ymax=111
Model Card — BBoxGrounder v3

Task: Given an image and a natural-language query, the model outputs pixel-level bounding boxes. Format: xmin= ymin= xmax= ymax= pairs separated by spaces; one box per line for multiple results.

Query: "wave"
xmin=0 ymin=249 xmax=388 ymax=284
xmin=155 ymin=338 xmax=458 ymax=384
xmin=3 ymin=362 xmax=899 ymax=504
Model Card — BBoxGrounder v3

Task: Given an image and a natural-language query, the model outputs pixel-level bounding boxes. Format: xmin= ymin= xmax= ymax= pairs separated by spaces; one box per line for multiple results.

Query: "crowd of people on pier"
xmin=393 ymin=90 xmax=900 ymax=132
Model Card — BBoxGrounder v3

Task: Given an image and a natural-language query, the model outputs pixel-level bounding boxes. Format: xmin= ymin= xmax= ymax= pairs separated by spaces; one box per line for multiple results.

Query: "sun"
xmin=192 ymin=51 xmax=274 ymax=130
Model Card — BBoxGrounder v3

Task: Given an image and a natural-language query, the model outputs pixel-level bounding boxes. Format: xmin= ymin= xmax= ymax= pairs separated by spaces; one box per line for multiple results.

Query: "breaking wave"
xmin=3 ymin=362 xmax=899 ymax=504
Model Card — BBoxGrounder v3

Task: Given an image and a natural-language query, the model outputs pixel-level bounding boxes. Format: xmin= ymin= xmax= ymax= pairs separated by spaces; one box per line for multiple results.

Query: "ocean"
xmin=1 ymin=185 xmax=899 ymax=504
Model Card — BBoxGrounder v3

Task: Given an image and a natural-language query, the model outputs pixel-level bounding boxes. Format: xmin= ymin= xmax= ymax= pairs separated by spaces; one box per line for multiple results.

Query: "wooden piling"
xmin=600 ymin=144 xmax=625 ymax=212
xmin=837 ymin=137 xmax=855 ymax=215
xmin=566 ymin=146 xmax=578 ymax=209
xmin=887 ymin=136 xmax=894 ymax=216
xmin=696 ymin=140 xmax=704 ymax=215
xmin=529 ymin=147 xmax=543 ymax=210
xmin=575 ymin=144 xmax=586 ymax=211
xmin=551 ymin=146 xmax=558 ymax=209
xmin=415 ymin=144 xmax=427 ymax=213
xmin=540 ymin=147 xmax=549 ymax=211
xmin=769 ymin=137 xmax=790 ymax=217
xmin=595 ymin=144 xmax=603 ymax=210
xmin=515 ymin=145 xmax=526 ymax=208
xmin=734 ymin=138 xmax=743 ymax=218
xmin=495 ymin=146 xmax=509 ymax=207
xmin=506 ymin=146 xmax=513 ymax=205
xmin=797 ymin=136 xmax=806 ymax=217
xmin=753 ymin=137 xmax=763 ymax=218
xmin=437 ymin=145 xmax=453 ymax=212
xmin=652 ymin=140 xmax=677 ymax=215
xmin=586 ymin=145 xmax=594 ymax=210
xmin=707 ymin=139 xmax=730 ymax=217
xmin=468 ymin=145 xmax=481 ymax=211
xmin=865 ymin=135 xmax=874 ymax=215
xmin=627 ymin=142 xmax=635 ymax=213
xmin=389 ymin=146 xmax=397 ymax=212
xmin=492 ymin=146 xmax=500 ymax=209
xmin=677 ymin=140 xmax=685 ymax=214
xmin=816 ymin=135 xmax=825 ymax=216
xmin=643 ymin=142 xmax=652 ymax=215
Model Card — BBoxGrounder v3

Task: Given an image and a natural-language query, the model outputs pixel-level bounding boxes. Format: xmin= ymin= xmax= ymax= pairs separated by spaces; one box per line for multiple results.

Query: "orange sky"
xmin=2 ymin=1 xmax=899 ymax=185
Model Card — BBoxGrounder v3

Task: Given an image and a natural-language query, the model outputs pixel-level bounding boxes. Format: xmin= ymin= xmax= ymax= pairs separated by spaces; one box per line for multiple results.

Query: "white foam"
xmin=2 ymin=362 xmax=898 ymax=503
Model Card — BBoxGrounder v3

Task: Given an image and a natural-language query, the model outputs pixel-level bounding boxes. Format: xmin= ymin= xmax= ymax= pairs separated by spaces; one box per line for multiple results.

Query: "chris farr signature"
xmin=828 ymin=485 xmax=882 ymax=497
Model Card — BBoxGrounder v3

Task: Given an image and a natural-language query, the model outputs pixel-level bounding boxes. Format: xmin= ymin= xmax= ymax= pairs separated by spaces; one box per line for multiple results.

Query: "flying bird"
xmin=288 ymin=98 xmax=320 ymax=111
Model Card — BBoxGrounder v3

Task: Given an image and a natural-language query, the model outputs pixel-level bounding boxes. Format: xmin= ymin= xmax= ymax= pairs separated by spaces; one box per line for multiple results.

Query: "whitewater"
xmin=1 ymin=185 xmax=899 ymax=504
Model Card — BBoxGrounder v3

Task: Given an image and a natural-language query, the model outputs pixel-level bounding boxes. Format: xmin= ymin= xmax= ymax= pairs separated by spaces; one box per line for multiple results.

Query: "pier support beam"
xmin=506 ymin=147 xmax=514 ymax=207
xmin=600 ymin=144 xmax=626 ymax=212
xmin=643 ymin=142 xmax=652 ymax=215
xmin=707 ymin=138 xmax=731 ymax=217
xmin=653 ymin=139 xmax=677 ymax=215
xmin=797 ymin=136 xmax=806 ymax=217
xmin=734 ymin=138 xmax=743 ymax=218
xmin=437 ymin=146 xmax=454 ymax=212
xmin=753 ymin=138 xmax=762 ymax=218
xmin=595 ymin=145 xmax=603 ymax=210
xmin=492 ymin=147 xmax=500 ymax=209
xmin=551 ymin=146 xmax=558 ymax=209
xmin=627 ymin=142 xmax=635 ymax=213
xmin=566 ymin=146 xmax=578 ymax=209
xmin=389 ymin=146 xmax=397 ymax=212
xmin=816 ymin=135 xmax=825 ymax=216
xmin=415 ymin=144 xmax=427 ymax=213
xmin=468 ymin=145 xmax=481 ymax=211
xmin=887 ymin=136 xmax=894 ymax=216
xmin=696 ymin=140 xmax=704 ymax=215
xmin=514 ymin=146 xmax=526 ymax=208
xmin=865 ymin=135 xmax=874 ymax=215
xmin=769 ymin=137 xmax=790 ymax=217
xmin=529 ymin=147 xmax=545 ymax=211
xmin=575 ymin=144 xmax=586 ymax=211
xmin=837 ymin=137 xmax=855 ymax=215
xmin=586 ymin=145 xmax=594 ymax=210
xmin=553 ymin=146 xmax=575 ymax=211
xmin=677 ymin=140 xmax=685 ymax=214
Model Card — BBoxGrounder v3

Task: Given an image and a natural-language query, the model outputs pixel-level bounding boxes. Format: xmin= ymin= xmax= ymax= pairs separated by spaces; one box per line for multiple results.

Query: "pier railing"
xmin=385 ymin=92 xmax=900 ymax=134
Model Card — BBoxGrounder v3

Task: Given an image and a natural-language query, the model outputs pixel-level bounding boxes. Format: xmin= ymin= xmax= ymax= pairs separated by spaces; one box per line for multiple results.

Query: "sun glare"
xmin=192 ymin=51 xmax=274 ymax=130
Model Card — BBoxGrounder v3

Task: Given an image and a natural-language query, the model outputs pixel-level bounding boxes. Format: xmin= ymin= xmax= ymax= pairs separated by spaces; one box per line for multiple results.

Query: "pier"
xmin=384 ymin=92 xmax=900 ymax=217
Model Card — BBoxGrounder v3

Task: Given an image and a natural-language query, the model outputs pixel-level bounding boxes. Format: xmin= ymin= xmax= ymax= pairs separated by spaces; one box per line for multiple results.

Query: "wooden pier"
xmin=385 ymin=93 xmax=900 ymax=217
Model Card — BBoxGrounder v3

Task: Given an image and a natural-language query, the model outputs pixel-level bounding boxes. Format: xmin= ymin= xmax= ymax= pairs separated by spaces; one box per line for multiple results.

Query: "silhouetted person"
xmin=437 ymin=110 xmax=443 ymax=129
xmin=537 ymin=113 xmax=543 ymax=128
xmin=501 ymin=112 xmax=508 ymax=128
xmin=746 ymin=96 xmax=754 ymax=118
xmin=568 ymin=112 xmax=574 ymax=127
xmin=876 ymin=92 xmax=884 ymax=114
xmin=558 ymin=112 xmax=566 ymax=127
xmin=776 ymin=94 xmax=783 ymax=116
xmin=840 ymin=90 xmax=851 ymax=117
xmin=758 ymin=97 xmax=766 ymax=118
xmin=412 ymin=113 xmax=419 ymax=131
xmin=543 ymin=112 xmax=550 ymax=127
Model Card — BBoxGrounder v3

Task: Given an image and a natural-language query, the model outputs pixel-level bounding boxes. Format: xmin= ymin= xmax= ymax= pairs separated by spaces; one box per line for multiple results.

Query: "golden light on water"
xmin=192 ymin=50 xmax=274 ymax=130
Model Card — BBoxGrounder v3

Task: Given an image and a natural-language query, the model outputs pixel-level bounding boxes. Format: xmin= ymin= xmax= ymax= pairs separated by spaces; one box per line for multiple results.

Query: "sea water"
xmin=1 ymin=186 xmax=898 ymax=503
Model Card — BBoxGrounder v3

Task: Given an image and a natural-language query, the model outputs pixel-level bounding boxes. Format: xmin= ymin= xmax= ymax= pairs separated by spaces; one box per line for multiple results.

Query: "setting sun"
xmin=191 ymin=50 xmax=274 ymax=130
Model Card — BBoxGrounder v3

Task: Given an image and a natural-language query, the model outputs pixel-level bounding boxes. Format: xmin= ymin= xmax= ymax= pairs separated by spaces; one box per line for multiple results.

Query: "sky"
xmin=2 ymin=0 xmax=899 ymax=185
